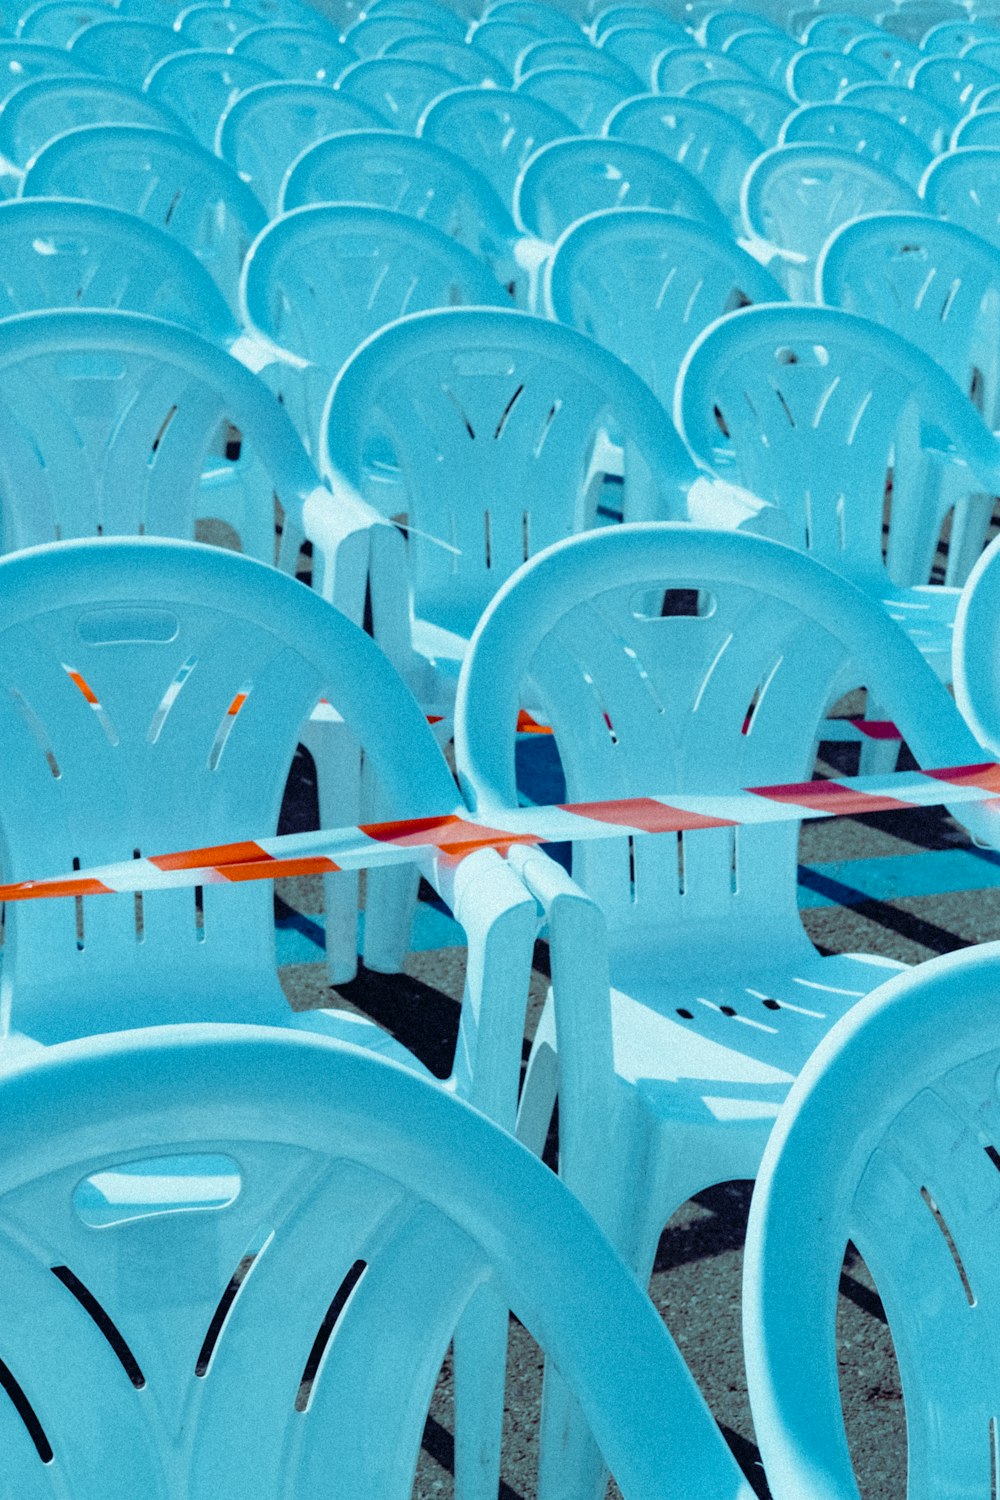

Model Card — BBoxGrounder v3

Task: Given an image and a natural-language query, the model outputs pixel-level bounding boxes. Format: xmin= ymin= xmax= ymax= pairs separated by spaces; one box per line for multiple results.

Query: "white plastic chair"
xmin=240 ymin=203 xmax=509 ymax=458
xmin=605 ymin=93 xmax=765 ymax=233
xmin=144 ymin=50 xmax=279 ymax=153
xmin=0 ymin=41 xmax=91 ymax=106
xmin=66 ymin=18 xmax=181 ymax=89
xmin=233 ymin=23 xmax=354 ymax=81
xmin=700 ymin=5 xmax=781 ymax=48
xmin=336 ymin=56 xmax=466 ymax=131
xmin=923 ymin=146 xmax=1000 ymax=253
xmin=516 ymin=64 xmax=629 ymax=131
xmin=911 ymin=53 xmax=1000 ymax=115
xmin=0 ymin=1020 xmax=752 ymax=1498
xmin=779 ymin=101 xmax=932 ymax=186
xmin=723 ymin=28 xmax=801 ymax=87
xmin=819 ymin=210 xmax=1000 ymax=584
xmin=0 ymin=74 xmax=184 ymax=186
xmin=280 ymin=130 xmax=529 ymax=302
xmin=216 ymin=82 xmax=386 ymax=218
xmin=0 ymin=196 xmax=237 ymax=337
xmin=744 ymin=941 xmax=1000 ymax=1500
xmin=455 ymin=519 xmax=993 ymax=1500
xmin=599 ymin=20 xmax=691 ymax=89
xmin=174 ymin=2 xmax=262 ymax=48
xmin=467 ymin=17 xmax=548 ymax=71
xmin=656 ymin=46 xmax=758 ymax=94
xmin=342 ymin=12 xmax=447 ymax=57
xmin=517 ymin=35 xmax=636 ymax=88
xmin=17 ymin=0 xmax=114 ymax=45
xmin=546 ymin=207 xmax=785 ymax=409
xmin=22 ymin=124 xmax=268 ymax=318
xmin=515 ymin=135 xmax=729 ymax=245
xmin=846 ymin=29 xmax=923 ymax=83
xmin=785 ymin=46 xmax=881 ymax=103
xmin=384 ymin=35 xmax=512 ymax=86
xmin=676 ymin=302 xmax=1000 ymax=674
xmin=419 ymin=86 xmax=576 ymax=213
xmin=953 ymin=104 xmax=1000 ymax=144
xmin=839 ymin=78 xmax=954 ymax=151
xmin=685 ymin=75 xmax=791 ymax=142
xmin=741 ymin=143 xmax=920 ymax=298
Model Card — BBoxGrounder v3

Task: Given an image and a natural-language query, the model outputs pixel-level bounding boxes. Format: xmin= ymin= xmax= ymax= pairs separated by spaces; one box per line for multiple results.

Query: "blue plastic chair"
xmin=839 ymin=78 xmax=954 ymax=151
xmin=0 ymin=1019 xmax=751 ymax=1497
xmin=174 ymin=2 xmax=262 ymax=48
xmin=598 ymin=20 xmax=691 ymax=89
xmin=515 ymin=135 xmax=729 ymax=244
xmin=819 ymin=210 xmax=1000 ymax=584
xmin=337 ymin=57 xmax=466 ymax=131
xmin=17 ymin=0 xmax=114 ymax=46
xmin=516 ymin=64 xmax=629 ymax=132
xmin=455 ymin=519 xmax=992 ymax=1500
xmin=144 ymin=51 xmax=279 ymax=153
xmin=280 ymin=130 xmax=528 ymax=303
xmin=240 ymin=203 xmax=509 ymax=458
xmin=605 ymin=93 xmax=765 ymax=233
xmin=685 ymin=75 xmax=791 ymax=142
xmin=923 ymin=146 xmax=1000 ymax=252
xmin=779 ymin=101 xmax=932 ymax=186
xmin=66 ymin=19 xmax=182 ymax=89
xmin=0 ymin=74 xmax=185 ymax=188
xmin=911 ymin=53 xmax=1000 ymax=115
xmin=656 ymin=45 xmax=759 ymax=94
xmin=22 ymin=124 xmax=268 ymax=318
xmin=744 ymin=942 xmax=1000 ymax=1500
xmin=233 ymin=23 xmax=354 ymax=81
xmin=216 ymin=82 xmax=385 ymax=217
xmin=419 ymin=85 xmax=576 ymax=213
xmin=546 ymin=206 xmax=785 ymax=410
xmin=723 ymin=28 xmax=802 ymax=87
xmin=467 ymin=17 xmax=548 ymax=71
xmin=676 ymin=302 xmax=1000 ymax=675
xmin=785 ymin=46 xmax=881 ymax=103
xmin=741 ymin=143 xmax=920 ymax=298
xmin=0 ymin=42 xmax=91 ymax=107
xmin=0 ymin=197 xmax=237 ymax=337
xmin=952 ymin=104 xmax=1000 ymax=144
xmin=846 ymin=29 xmax=923 ymax=83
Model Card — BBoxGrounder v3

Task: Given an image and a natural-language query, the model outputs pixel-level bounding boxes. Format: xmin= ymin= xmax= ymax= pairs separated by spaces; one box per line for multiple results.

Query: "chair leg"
xmin=453 ymin=1285 xmax=510 ymax=1500
xmin=362 ymin=862 xmax=420 ymax=973
xmin=300 ymin=708 xmax=362 ymax=985
xmin=515 ymin=996 xmax=558 ymax=1157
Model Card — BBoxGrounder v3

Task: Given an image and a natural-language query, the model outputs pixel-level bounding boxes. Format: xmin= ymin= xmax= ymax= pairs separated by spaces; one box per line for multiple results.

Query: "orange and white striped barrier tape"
xmin=1 ymin=761 xmax=998 ymax=904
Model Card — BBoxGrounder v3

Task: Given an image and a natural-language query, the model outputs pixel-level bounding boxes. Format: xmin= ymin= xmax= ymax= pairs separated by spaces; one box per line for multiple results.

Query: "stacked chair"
xmin=5 ymin=0 xmax=1000 ymax=1494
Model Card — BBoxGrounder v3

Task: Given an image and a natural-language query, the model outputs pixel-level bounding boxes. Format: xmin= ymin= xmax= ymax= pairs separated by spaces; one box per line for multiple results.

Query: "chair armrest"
xmin=687 ymin=474 xmax=792 ymax=542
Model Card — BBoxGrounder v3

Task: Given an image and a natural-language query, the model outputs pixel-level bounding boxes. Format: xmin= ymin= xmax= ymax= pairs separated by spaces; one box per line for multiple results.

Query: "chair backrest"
xmin=455 ymin=523 xmax=979 ymax=955
xmin=485 ymin=0 xmax=581 ymax=37
xmin=839 ymin=78 xmax=953 ymax=151
xmin=241 ymin=203 xmax=509 ymax=454
xmin=656 ymin=46 xmax=758 ymax=94
xmin=599 ymin=21 xmax=691 ymax=89
xmin=22 ymin=124 xmax=268 ymax=316
xmin=723 ymin=29 xmax=800 ymax=88
xmin=233 ymin=23 xmax=353 ymax=81
xmin=846 ymin=30 xmax=922 ymax=84
xmin=605 ymin=92 xmax=763 ymax=231
xmin=337 ymin=56 xmax=466 ymax=131
xmin=953 ymin=104 xmax=1000 ymax=145
xmin=322 ymin=307 xmax=696 ymax=638
xmin=744 ymin=943 xmax=1000 ymax=1500
xmin=784 ymin=46 xmax=881 ymax=103
xmin=144 ymin=50 xmax=279 ymax=153
xmin=0 ymin=540 xmax=452 ymax=1037
xmin=419 ymin=85 xmax=576 ymax=210
xmin=911 ymin=53 xmax=1000 ymax=114
xmin=176 ymin=2 xmax=262 ymax=48
xmin=280 ymin=130 xmax=519 ymax=289
xmin=923 ymin=146 xmax=1000 ymax=252
xmin=0 ymin=75 xmax=183 ymax=171
xmin=468 ymin=17 xmax=548 ymax=70
xmin=0 ymin=1022 xmax=749 ymax=1497
xmin=962 ymin=38 xmax=1000 ymax=72
xmin=778 ymin=101 xmax=932 ymax=186
xmin=517 ymin=36 xmax=635 ymax=88
xmin=0 ymin=41 xmax=91 ymax=106
xmin=923 ymin=16 xmax=993 ymax=52
xmin=17 ymin=0 xmax=114 ymax=46
xmin=515 ymin=135 xmax=729 ymax=242
xmin=516 ymin=63 xmax=628 ymax=131
xmin=545 ymin=206 xmax=785 ymax=408
xmin=0 ymin=197 xmax=237 ymax=337
xmin=66 ymin=18 xmax=181 ymax=89
xmin=592 ymin=3 xmax=687 ymax=41
xmin=741 ymin=143 xmax=920 ymax=298
xmin=343 ymin=12 xmax=443 ymax=57
xmin=676 ymin=302 xmax=1000 ymax=592
xmin=385 ymin=35 xmax=512 ymax=86
xmin=685 ymin=76 xmax=790 ymax=143
xmin=802 ymin=12 xmax=884 ymax=48
xmin=217 ymin=82 xmax=385 ymax=217
xmin=818 ymin=210 xmax=1000 ymax=421
xmin=700 ymin=6 xmax=780 ymax=48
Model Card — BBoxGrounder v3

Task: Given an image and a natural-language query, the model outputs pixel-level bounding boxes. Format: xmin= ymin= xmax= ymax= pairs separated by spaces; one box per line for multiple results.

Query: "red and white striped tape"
xmin=2 ymin=761 xmax=998 ymax=904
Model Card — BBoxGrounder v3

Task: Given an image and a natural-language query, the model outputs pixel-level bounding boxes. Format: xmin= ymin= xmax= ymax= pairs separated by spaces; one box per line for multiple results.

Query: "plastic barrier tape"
xmin=1 ymin=762 xmax=998 ymax=904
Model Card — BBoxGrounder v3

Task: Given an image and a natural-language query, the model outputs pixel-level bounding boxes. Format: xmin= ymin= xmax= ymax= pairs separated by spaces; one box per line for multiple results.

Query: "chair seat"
xmin=289 ymin=1003 xmax=435 ymax=1075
